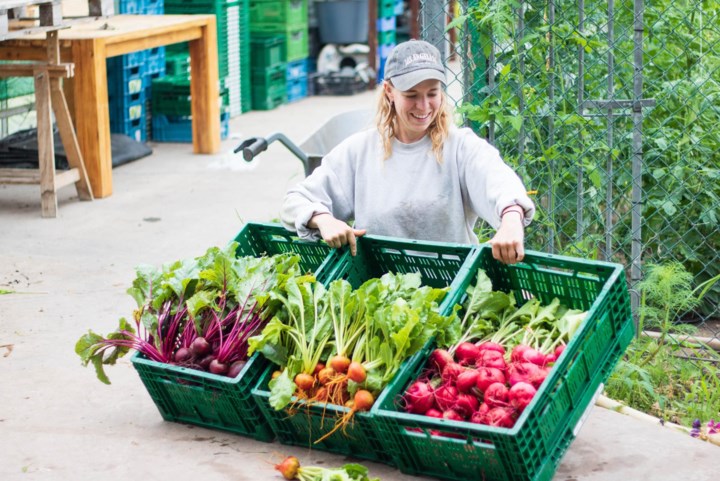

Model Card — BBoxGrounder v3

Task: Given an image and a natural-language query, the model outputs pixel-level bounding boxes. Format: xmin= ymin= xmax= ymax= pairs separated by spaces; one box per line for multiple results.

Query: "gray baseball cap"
xmin=383 ymin=40 xmax=447 ymax=91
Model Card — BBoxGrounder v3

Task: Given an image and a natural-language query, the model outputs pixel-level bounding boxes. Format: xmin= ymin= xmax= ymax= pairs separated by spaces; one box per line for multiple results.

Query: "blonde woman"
xmin=281 ymin=40 xmax=534 ymax=264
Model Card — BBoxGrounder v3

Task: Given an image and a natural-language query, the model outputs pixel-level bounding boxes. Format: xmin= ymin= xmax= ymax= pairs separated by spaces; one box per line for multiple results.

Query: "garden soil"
xmin=0 ymin=90 xmax=716 ymax=481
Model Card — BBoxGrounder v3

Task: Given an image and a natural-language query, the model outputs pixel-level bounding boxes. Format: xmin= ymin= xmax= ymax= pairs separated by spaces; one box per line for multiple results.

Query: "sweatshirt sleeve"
xmin=458 ymin=129 xmax=535 ymax=229
xmin=280 ymin=135 xmax=358 ymax=240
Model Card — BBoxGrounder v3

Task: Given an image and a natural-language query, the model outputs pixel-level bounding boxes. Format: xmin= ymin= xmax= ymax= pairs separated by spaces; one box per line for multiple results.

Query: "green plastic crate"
xmin=378 ymin=0 xmax=396 ymax=17
xmin=250 ymin=23 xmax=308 ymax=61
xmin=131 ymin=351 xmax=274 ymax=441
xmin=373 ymin=245 xmax=635 ymax=481
xmin=378 ymin=29 xmax=396 ymax=45
xmin=250 ymin=34 xmax=286 ymax=69
xmin=250 ymin=235 xmax=478 ymax=463
xmin=129 ymin=223 xmax=334 ymax=440
xmin=249 ymin=0 xmax=307 ymax=27
xmin=0 ymin=76 xmax=34 ymax=101
xmin=231 ymin=222 xmax=335 ymax=275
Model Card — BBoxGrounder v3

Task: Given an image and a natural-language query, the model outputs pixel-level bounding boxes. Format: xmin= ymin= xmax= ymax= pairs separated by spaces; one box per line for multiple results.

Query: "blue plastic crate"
xmin=118 ymin=0 xmax=145 ymax=14
xmin=109 ymin=90 xmax=146 ymax=123
xmin=107 ymin=64 xmax=145 ymax=97
xmin=379 ymin=42 xmax=396 ymax=59
xmin=377 ymin=15 xmax=396 ymax=32
xmin=152 ymin=110 xmax=230 ymax=143
xmin=145 ymin=47 xmax=167 ymax=76
xmin=286 ymin=58 xmax=309 ymax=81
xmin=377 ymin=56 xmax=387 ymax=84
xmin=286 ymin=76 xmax=307 ymax=103
xmin=110 ymin=116 xmax=147 ymax=142
xmin=145 ymin=0 xmax=165 ymax=14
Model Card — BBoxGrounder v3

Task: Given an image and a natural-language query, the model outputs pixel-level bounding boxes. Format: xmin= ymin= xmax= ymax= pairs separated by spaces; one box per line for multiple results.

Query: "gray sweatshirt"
xmin=281 ymin=126 xmax=535 ymax=244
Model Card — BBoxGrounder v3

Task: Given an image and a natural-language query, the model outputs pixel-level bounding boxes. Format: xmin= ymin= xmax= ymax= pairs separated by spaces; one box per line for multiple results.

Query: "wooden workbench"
xmin=0 ymin=14 xmax=220 ymax=198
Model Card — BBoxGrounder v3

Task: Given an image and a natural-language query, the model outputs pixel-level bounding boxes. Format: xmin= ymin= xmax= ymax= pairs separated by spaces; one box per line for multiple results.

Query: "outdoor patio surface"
xmin=0 ymin=89 xmax=715 ymax=481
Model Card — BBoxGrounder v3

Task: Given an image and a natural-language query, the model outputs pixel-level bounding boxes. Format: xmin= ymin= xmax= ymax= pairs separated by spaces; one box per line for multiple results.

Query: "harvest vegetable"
xmin=399 ymin=269 xmax=587 ymax=432
xmin=75 ymin=243 xmax=301 ymax=383
xmin=274 ymin=456 xmax=378 ymax=481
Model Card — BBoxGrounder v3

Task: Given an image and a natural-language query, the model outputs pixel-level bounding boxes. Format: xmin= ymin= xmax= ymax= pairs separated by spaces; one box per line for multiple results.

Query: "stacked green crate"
xmin=164 ymin=0 xmax=250 ymax=115
xmin=377 ymin=0 xmax=398 ymax=83
xmin=0 ymin=64 xmax=36 ymax=136
xmin=249 ymin=0 xmax=309 ymax=62
xmin=249 ymin=35 xmax=287 ymax=110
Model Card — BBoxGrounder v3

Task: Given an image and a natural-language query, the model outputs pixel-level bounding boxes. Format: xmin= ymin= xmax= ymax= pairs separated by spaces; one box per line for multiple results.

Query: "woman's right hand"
xmin=308 ymin=213 xmax=366 ymax=256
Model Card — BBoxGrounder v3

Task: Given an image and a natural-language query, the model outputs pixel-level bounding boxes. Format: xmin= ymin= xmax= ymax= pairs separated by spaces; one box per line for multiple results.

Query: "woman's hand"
xmin=489 ymin=210 xmax=525 ymax=264
xmin=308 ymin=213 xmax=367 ymax=256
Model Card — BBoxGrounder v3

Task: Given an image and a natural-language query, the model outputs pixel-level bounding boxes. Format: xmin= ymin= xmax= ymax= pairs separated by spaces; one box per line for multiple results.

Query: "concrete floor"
xmin=0 ymin=90 xmax=716 ymax=481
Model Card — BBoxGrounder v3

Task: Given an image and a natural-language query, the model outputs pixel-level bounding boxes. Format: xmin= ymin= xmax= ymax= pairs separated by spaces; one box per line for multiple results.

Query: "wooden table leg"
xmin=189 ymin=17 xmax=220 ymax=154
xmin=33 ymin=67 xmax=56 ymax=218
xmin=71 ymin=38 xmax=112 ymax=198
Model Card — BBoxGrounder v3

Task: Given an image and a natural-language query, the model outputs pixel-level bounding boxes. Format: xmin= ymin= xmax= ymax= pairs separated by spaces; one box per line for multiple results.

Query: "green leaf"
xmin=268 ymin=369 xmax=296 ymax=410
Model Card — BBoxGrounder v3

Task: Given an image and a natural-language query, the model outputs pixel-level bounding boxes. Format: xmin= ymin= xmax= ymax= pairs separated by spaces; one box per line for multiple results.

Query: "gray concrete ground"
xmin=0 ymin=90 xmax=716 ymax=481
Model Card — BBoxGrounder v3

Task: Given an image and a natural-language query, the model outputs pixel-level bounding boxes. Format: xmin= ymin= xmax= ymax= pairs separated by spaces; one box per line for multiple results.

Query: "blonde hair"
xmin=375 ymin=80 xmax=452 ymax=163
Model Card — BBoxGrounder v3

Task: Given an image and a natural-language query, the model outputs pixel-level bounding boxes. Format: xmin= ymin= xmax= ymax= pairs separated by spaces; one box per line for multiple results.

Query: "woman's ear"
xmin=383 ymin=81 xmax=394 ymax=104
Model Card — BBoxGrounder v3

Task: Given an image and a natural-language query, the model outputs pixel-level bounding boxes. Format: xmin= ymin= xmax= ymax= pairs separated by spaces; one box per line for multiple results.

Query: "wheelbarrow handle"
xmin=233 ymin=137 xmax=268 ymax=161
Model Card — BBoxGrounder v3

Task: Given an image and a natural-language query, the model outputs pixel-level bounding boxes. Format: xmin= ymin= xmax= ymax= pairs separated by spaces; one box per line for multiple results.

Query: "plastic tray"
xmin=250 ymin=235 xmax=478 ymax=463
xmin=132 ymin=351 xmax=274 ymax=441
xmin=373 ymin=245 xmax=635 ymax=481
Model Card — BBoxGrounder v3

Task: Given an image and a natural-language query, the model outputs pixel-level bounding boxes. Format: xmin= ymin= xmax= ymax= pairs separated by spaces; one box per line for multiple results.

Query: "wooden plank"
xmin=0 ymin=168 xmax=41 ymax=184
xmin=33 ymin=63 xmax=57 ymax=217
xmin=104 ymin=27 xmax=203 ymax=57
xmin=72 ymin=37 xmax=111 ymax=198
xmin=188 ymin=16 xmax=219 ymax=155
xmin=50 ymin=76 xmax=92 ymax=200
xmin=54 ymin=167 xmax=80 ymax=188
xmin=0 ymin=62 xmax=73 ymax=77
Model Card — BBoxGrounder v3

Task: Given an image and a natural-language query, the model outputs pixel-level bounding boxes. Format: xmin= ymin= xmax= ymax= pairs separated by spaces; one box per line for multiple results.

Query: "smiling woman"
xmin=281 ymin=40 xmax=535 ymax=265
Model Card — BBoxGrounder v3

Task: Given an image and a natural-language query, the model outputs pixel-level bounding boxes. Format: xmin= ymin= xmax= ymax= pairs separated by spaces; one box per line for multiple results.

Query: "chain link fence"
xmin=417 ymin=0 xmax=719 ymax=341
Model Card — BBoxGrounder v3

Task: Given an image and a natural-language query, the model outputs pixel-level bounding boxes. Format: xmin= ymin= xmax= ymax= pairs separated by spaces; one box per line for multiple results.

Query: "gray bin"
xmin=316 ymin=0 xmax=369 ymax=44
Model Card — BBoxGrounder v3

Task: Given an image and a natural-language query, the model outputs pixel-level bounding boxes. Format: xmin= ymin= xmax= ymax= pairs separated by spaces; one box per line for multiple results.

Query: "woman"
xmin=281 ymin=40 xmax=535 ymax=264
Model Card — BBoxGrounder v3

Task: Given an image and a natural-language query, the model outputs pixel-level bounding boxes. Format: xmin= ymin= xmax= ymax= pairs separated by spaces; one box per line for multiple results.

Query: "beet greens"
xmin=75 ymin=242 xmax=302 ymax=384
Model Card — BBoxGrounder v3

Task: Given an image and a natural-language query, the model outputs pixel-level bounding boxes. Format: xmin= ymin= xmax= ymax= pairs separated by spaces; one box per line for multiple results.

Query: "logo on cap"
xmin=403 ymin=53 xmax=438 ymax=67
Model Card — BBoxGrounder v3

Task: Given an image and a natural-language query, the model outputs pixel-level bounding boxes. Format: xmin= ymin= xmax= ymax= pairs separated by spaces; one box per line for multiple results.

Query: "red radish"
xmin=508 ymin=382 xmax=537 ymax=413
xmin=528 ymin=366 xmax=550 ymax=389
xmin=471 ymin=402 xmax=491 ymax=424
xmin=434 ymin=384 xmax=459 ymax=411
xmin=544 ymin=353 xmax=557 ymax=364
xmin=485 ymin=407 xmax=516 ymax=428
xmin=453 ymin=393 xmax=479 ymax=418
xmin=511 ymin=344 xmax=531 ymax=363
xmin=275 ymin=455 xmax=300 ymax=480
xmin=477 ymin=350 xmax=507 ymax=371
xmin=403 ymin=381 xmax=435 ymax=414
xmin=347 ymin=361 xmax=366 ymax=383
xmin=522 ymin=347 xmax=547 ymax=366
xmin=354 ymin=389 xmax=375 ymax=411
xmin=442 ymin=409 xmax=463 ymax=421
xmin=173 ymin=347 xmax=192 ymax=363
xmin=483 ymin=382 xmax=509 ymax=407
xmin=425 ymin=408 xmax=443 ymax=418
xmin=554 ymin=344 xmax=566 ymax=359
xmin=190 ymin=336 xmax=211 ymax=356
xmin=475 ymin=367 xmax=506 ymax=393
xmin=507 ymin=362 xmax=541 ymax=386
xmin=227 ymin=359 xmax=246 ymax=378
xmin=456 ymin=369 xmax=480 ymax=393
xmin=329 ymin=355 xmax=351 ymax=373
xmin=294 ymin=372 xmax=315 ymax=391
xmin=454 ymin=342 xmax=482 ymax=365
xmin=476 ymin=341 xmax=506 ymax=355
xmin=209 ymin=359 xmax=228 ymax=375
xmin=441 ymin=362 xmax=465 ymax=386
xmin=429 ymin=349 xmax=454 ymax=373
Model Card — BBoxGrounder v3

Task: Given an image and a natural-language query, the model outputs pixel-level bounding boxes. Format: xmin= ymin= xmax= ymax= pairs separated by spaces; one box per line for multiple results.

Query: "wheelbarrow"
xmin=234 ymin=109 xmax=374 ymax=177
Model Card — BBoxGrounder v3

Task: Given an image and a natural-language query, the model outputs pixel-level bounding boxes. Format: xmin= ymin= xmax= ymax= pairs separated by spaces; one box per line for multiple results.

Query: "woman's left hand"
xmin=489 ymin=211 xmax=525 ymax=264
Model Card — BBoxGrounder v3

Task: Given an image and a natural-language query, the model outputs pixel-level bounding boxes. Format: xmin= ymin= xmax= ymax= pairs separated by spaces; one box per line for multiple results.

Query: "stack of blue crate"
xmin=377 ymin=0 xmax=397 ymax=83
xmin=107 ymin=0 xmax=166 ymax=142
xmin=286 ymin=58 xmax=309 ymax=103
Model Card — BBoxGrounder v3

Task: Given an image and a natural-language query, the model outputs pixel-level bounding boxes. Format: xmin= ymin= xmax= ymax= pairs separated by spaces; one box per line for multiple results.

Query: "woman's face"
xmin=385 ymin=79 xmax=443 ymax=143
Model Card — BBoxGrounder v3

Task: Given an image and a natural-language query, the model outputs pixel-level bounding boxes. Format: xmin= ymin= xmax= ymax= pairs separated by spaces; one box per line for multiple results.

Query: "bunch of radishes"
xmin=402 ymin=340 xmax=566 ymax=429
